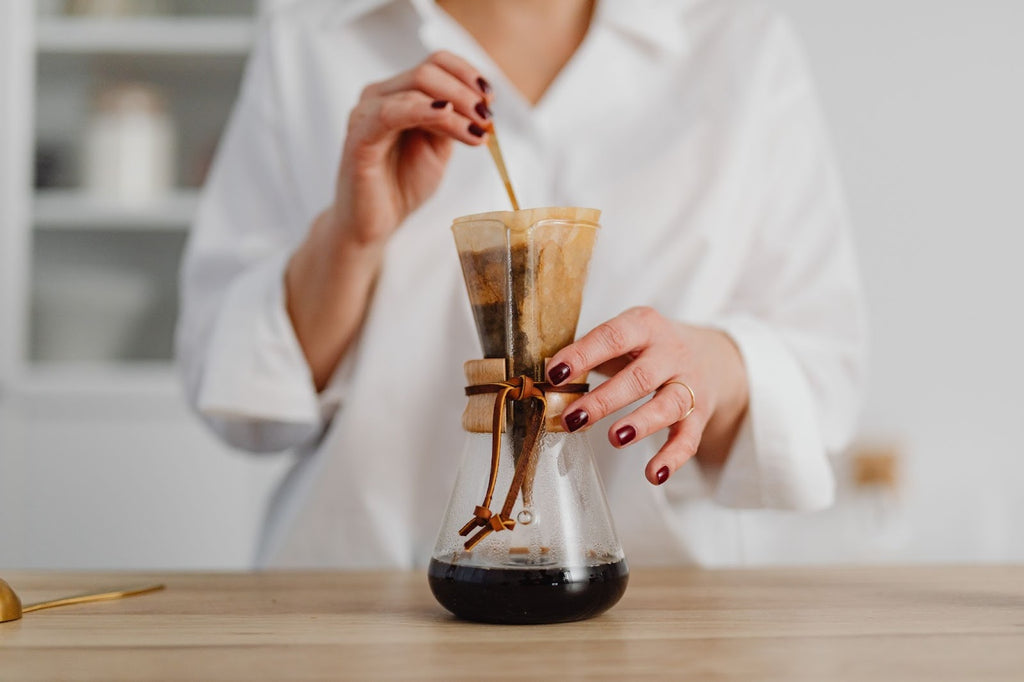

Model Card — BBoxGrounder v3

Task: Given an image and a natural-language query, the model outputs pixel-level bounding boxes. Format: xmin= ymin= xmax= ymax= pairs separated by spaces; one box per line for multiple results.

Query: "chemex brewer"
xmin=428 ymin=206 xmax=629 ymax=624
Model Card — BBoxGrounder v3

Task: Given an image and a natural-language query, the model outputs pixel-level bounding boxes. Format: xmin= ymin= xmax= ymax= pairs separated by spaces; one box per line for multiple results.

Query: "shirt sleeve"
xmin=174 ymin=15 xmax=341 ymax=453
xmin=703 ymin=13 xmax=867 ymax=510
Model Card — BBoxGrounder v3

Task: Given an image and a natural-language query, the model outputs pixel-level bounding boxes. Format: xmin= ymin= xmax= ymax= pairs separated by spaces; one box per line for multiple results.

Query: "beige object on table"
xmin=852 ymin=445 xmax=902 ymax=489
xmin=1 ymin=567 xmax=1022 ymax=681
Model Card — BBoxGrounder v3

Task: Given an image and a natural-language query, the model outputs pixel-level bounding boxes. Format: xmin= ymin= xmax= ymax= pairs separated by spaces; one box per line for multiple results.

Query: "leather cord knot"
xmin=459 ymin=373 xmax=588 ymax=550
xmin=506 ymin=375 xmax=542 ymax=401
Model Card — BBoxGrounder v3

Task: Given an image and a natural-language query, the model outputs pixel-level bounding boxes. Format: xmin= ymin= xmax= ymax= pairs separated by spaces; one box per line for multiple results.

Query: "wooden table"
xmin=1 ymin=567 xmax=1022 ymax=680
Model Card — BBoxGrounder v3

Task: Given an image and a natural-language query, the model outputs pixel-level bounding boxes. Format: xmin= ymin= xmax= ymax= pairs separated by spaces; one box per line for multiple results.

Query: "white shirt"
xmin=176 ymin=0 xmax=866 ymax=568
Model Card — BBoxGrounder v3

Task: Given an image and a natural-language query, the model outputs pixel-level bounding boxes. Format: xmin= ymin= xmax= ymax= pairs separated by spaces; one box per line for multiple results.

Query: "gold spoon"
xmin=0 ymin=577 xmax=164 ymax=623
xmin=485 ymin=124 xmax=520 ymax=211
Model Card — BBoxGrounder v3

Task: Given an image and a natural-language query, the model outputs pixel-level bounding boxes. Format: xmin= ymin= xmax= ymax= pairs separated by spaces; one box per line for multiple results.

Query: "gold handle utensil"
xmin=485 ymin=125 xmax=520 ymax=211
xmin=1 ymin=578 xmax=164 ymax=623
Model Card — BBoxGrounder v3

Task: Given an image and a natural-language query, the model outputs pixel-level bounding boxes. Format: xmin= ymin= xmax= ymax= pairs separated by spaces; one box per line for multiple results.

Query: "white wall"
xmin=747 ymin=0 xmax=1024 ymax=563
xmin=0 ymin=0 xmax=34 ymax=571
xmin=0 ymin=0 xmax=31 ymax=378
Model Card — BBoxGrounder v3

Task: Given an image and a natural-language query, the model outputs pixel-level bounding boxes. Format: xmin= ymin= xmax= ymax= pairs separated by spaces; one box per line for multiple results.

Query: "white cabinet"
xmin=26 ymin=4 xmax=254 ymax=368
xmin=0 ymin=0 xmax=288 ymax=570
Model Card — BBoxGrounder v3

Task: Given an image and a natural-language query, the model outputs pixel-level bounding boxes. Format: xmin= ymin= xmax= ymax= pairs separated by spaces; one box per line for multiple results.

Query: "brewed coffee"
xmin=428 ymin=556 xmax=628 ymax=625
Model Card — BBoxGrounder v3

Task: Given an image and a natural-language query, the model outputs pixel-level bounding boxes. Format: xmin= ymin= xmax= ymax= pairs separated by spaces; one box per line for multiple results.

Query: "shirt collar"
xmin=332 ymin=0 xmax=688 ymax=56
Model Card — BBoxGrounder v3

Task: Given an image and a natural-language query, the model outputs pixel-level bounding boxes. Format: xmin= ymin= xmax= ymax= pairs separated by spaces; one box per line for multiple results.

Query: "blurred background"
xmin=0 ymin=0 xmax=1021 ymax=569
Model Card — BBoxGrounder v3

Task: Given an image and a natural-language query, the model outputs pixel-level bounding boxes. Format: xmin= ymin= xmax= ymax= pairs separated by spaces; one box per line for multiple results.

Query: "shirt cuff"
xmin=706 ymin=315 xmax=836 ymax=511
xmin=196 ymin=250 xmax=323 ymax=426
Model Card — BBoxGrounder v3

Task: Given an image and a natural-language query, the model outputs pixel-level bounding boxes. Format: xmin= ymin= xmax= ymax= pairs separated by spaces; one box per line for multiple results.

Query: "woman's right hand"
xmin=286 ymin=52 xmax=493 ymax=390
xmin=331 ymin=50 xmax=494 ymax=250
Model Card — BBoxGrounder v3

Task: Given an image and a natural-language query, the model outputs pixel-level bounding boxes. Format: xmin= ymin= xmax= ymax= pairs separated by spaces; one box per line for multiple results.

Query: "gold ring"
xmin=661 ymin=380 xmax=696 ymax=421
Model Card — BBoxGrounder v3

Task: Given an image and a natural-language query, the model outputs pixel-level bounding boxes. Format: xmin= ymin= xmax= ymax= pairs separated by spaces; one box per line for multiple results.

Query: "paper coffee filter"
xmin=453 ymin=206 xmax=601 ymax=232
xmin=452 ymin=207 xmax=600 ymax=376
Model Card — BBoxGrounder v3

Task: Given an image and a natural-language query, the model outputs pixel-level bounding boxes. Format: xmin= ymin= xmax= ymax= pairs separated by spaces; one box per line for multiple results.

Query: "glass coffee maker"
xmin=428 ymin=206 xmax=628 ymax=624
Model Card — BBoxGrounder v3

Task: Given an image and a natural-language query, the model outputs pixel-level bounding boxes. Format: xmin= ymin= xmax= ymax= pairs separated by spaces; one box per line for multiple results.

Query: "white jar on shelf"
xmin=82 ymin=83 xmax=176 ymax=206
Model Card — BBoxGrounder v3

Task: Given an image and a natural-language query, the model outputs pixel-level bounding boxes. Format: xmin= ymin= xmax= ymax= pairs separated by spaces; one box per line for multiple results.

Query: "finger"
xmin=401 ymin=127 xmax=454 ymax=164
xmin=547 ymin=307 xmax=659 ymax=386
xmin=560 ymin=352 xmax=671 ymax=432
xmin=592 ymin=353 xmax=637 ymax=379
xmin=426 ymin=50 xmax=493 ymax=99
xmin=645 ymin=416 xmax=706 ymax=486
xmin=374 ymin=61 xmax=492 ymax=129
xmin=607 ymin=380 xmax=699 ymax=448
xmin=357 ymin=91 xmax=486 ymax=147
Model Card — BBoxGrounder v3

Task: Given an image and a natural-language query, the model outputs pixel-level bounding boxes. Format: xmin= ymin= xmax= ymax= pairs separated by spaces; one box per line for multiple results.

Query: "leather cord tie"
xmin=459 ymin=375 xmax=588 ymax=550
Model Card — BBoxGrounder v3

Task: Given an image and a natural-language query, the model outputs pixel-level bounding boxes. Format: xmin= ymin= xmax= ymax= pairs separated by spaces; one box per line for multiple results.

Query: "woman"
xmin=176 ymin=0 xmax=865 ymax=567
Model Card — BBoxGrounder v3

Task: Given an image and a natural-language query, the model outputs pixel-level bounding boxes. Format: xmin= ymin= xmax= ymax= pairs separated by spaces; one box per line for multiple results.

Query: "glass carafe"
xmin=428 ymin=207 xmax=628 ymax=624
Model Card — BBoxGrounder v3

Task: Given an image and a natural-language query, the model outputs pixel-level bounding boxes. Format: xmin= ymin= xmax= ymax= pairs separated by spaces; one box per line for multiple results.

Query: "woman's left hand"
xmin=546 ymin=306 xmax=750 ymax=485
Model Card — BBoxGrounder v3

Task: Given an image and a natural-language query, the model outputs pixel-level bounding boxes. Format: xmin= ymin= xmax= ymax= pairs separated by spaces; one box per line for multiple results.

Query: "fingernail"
xmin=615 ymin=425 xmax=636 ymax=446
xmin=565 ymin=409 xmax=589 ymax=433
xmin=468 ymin=122 xmax=486 ymax=137
xmin=656 ymin=466 xmax=670 ymax=485
xmin=474 ymin=101 xmax=492 ymax=119
xmin=477 ymin=76 xmax=492 ymax=95
xmin=548 ymin=363 xmax=570 ymax=385
xmin=431 ymin=99 xmax=449 ymax=109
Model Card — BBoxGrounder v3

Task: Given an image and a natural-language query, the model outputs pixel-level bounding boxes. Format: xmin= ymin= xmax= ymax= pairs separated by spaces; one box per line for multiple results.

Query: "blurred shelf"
xmin=35 ymin=16 xmax=254 ymax=56
xmin=34 ymin=189 xmax=198 ymax=231
xmin=7 ymin=362 xmax=180 ymax=400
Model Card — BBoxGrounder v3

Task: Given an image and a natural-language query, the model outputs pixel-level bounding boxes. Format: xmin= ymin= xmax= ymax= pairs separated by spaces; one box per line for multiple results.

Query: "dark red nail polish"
xmin=548 ymin=363 xmax=570 ymax=385
xmin=474 ymin=101 xmax=492 ymax=119
xmin=615 ymin=425 xmax=636 ymax=446
xmin=431 ymin=99 xmax=449 ymax=109
xmin=656 ymin=466 xmax=670 ymax=485
xmin=565 ymin=409 xmax=589 ymax=433
xmin=477 ymin=76 xmax=492 ymax=95
xmin=468 ymin=123 xmax=486 ymax=137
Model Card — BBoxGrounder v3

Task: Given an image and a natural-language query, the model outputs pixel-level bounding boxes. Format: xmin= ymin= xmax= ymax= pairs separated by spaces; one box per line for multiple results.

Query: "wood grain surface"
xmin=1 ymin=567 xmax=1022 ymax=680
